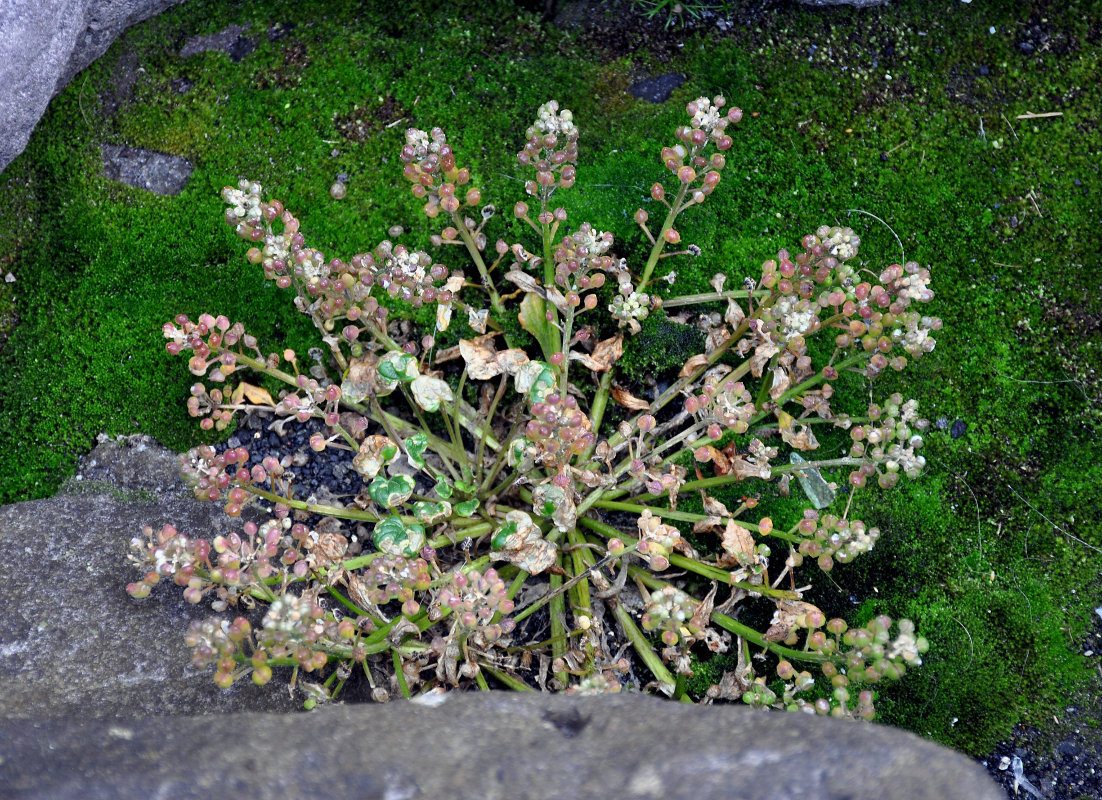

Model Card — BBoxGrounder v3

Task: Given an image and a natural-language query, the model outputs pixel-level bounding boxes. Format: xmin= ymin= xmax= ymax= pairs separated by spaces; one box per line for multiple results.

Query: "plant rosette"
xmin=133 ymin=96 xmax=937 ymax=714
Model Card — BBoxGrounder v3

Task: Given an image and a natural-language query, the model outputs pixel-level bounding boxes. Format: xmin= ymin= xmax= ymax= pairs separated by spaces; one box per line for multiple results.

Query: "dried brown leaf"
xmin=610 ymin=386 xmax=650 ymax=411
xmin=725 ymin=297 xmax=746 ymax=328
xmin=768 ymin=366 xmax=791 ymax=401
xmin=503 ymin=269 xmax=542 ymax=294
xmin=679 ymin=353 xmax=709 ymax=378
xmin=570 ymin=334 xmax=623 ymax=373
xmin=459 ymin=337 xmax=502 ymax=380
xmin=231 ymin=381 xmax=276 ymax=406
xmin=776 ymin=409 xmax=819 ymax=451
xmin=720 ymin=519 xmax=756 ymax=557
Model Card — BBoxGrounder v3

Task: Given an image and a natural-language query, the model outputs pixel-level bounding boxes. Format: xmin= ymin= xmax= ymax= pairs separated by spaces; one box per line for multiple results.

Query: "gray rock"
xmin=796 ymin=0 xmax=888 ymax=6
xmin=101 ymin=142 xmax=194 ymax=195
xmin=0 ymin=0 xmax=189 ymax=176
xmin=0 ymin=436 xmax=1004 ymax=799
xmin=629 ymin=73 xmax=685 ymax=104
xmin=179 ymin=23 xmax=254 ymax=61
xmin=0 ymin=693 xmax=1004 ymax=800
xmin=0 ymin=434 xmax=298 ymax=720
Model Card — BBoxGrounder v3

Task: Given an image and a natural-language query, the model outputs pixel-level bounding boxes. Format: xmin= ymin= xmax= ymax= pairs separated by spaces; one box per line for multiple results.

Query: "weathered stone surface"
xmin=0 ymin=0 xmax=189 ymax=175
xmin=101 ymin=143 xmax=194 ymax=195
xmin=0 ymin=437 xmax=1003 ymax=799
xmin=795 ymin=0 xmax=888 ymax=6
xmin=0 ymin=693 xmax=1005 ymax=800
xmin=628 ymin=73 xmax=685 ymax=103
xmin=0 ymin=434 xmax=298 ymax=720
xmin=179 ymin=23 xmax=255 ymax=62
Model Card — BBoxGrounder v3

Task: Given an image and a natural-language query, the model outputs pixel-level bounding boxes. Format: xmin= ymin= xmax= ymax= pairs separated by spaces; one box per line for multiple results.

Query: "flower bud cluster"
xmin=641 ymin=585 xmax=703 ymax=647
xmin=659 ymin=96 xmax=740 ymax=194
xmin=128 ymin=516 xmax=292 ymax=610
xmin=185 ymin=617 xmax=244 ymax=687
xmin=792 ymin=510 xmax=880 ymax=572
xmin=684 ymin=369 xmax=755 ymax=433
xmin=608 ymin=291 xmax=651 ymax=333
xmin=519 ymin=100 xmax=578 ymax=196
xmin=355 ymin=553 xmax=433 ymax=617
xmin=810 ymin=615 xmax=928 ymax=687
xmin=552 ymin=223 xmax=612 ymax=308
xmin=255 ymin=592 xmax=344 ymax=673
xmin=370 ymin=241 xmax=456 ymax=308
xmin=628 ymin=458 xmax=687 ymax=501
xmin=564 ymin=669 xmax=624 ymax=695
xmin=222 ymin=182 xmax=462 ymax=343
xmin=164 ymin=314 xmax=260 ymax=430
xmin=401 ymin=127 xmax=478 ymax=217
xmin=126 ymin=523 xmax=208 ymax=600
xmin=635 ymin=509 xmax=685 ymax=571
xmin=526 ymin=392 xmax=596 ymax=475
xmin=436 ymin=568 xmax=516 ymax=644
xmin=274 ymin=371 xmax=343 ymax=426
xmin=846 ymin=393 xmax=928 ymax=488
xmin=179 ymin=444 xmax=250 ymax=504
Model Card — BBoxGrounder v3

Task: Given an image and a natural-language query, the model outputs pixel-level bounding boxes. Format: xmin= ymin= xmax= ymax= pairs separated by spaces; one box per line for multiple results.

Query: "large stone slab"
xmin=0 ymin=693 xmax=1004 ymax=800
xmin=0 ymin=436 xmax=1004 ymax=798
xmin=0 ymin=0 xmax=187 ymax=175
xmin=0 ymin=434 xmax=298 ymax=720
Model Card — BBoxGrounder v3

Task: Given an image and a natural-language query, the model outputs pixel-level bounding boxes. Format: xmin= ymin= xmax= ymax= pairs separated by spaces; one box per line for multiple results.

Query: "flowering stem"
xmin=661 ymin=288 xmax=772 ymax=307
xmin=637 ymin=181 xmax=691 ymax=295
xmin=611 ymin=603 xmax=684 ymax=698
xmin=479 ymin=661 xmax=534 ymax=691
xmin=578 ymin=517 xmax=802 ymax=595
xmin=452 ymin=212 xmax=504 ymax=317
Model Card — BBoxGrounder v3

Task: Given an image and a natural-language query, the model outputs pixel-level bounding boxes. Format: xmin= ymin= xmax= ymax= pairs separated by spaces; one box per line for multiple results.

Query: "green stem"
xmin=611 ymin=603 xmax=684 ymax=698
xmin=453 ymin=213 xmax=504 ymax=317
xmin=637 ymin=181 xmax=691 ymax=295
xmin=479 ymin=662 xmax=535 ymax=691
xmin=578 ymin=516 xmax=801 ymax=596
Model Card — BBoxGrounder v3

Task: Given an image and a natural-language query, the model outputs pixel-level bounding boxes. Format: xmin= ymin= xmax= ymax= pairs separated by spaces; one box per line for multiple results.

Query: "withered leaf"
xmin=701 ymin=495 xmax=731 ymax=518
xmin=496 ymin=348 xmax=530 ymax=375
xmin=679 ymin=353 xmax=709 ymax=378
xmin=544 ymin=286 xmax=570 ymax=314
xmin=768 ymin=366 xmax=792 ymax=401
xmin=748 ymin=341 xmax=780 ymax=378
xmin=610 ymin=385 xmax=650 ymax=411
xmin=725 ymin=297 xmax=746 ymax=328
xmin=570 ymin=334 xmax=623 ymax=373
xmin=459 ymin=337 xmax=503 ymax=380
xmin=231 ymin=381 xmax=276 ymax=406
xmin=727 ymin=456 xmax=772 ymax=481
xmin=503 ymin=269 xmax=542 ymax=294
xmin=776 ymin=409 xmax=819 ymax=451
xmin=720 ymin=519 xmax=757 ymax=558
xmin=467 ymin=307 xmax=489 ymax=334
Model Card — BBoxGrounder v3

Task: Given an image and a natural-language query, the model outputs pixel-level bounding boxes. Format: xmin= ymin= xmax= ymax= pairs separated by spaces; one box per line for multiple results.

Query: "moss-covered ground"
xmin=1 ymin=0 xmax=1098 ymax=758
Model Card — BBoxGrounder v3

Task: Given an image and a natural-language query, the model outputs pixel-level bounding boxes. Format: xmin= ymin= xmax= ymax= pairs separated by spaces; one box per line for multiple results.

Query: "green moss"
xmin=618 ymin=311 xmax=706 ymax=380
xmin=1 ymin=0 xmax=1099 ymax=759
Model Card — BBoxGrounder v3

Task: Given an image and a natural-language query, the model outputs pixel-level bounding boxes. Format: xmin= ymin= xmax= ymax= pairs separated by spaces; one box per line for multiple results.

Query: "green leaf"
xmin=373 ymin=516 xmax=426 ymax=558
xmin=434 ymin=478 xmax=453 ymax=499
xmin=405 ymin=433 xmax=428 ymax=470
xmin=413 ymin=500 xmax=452 ymax=525
xmin=456 ymin=499 xmax=480 ymax=517
xmin=492 ymin=521 xmax=518 ymax=549
xmin=378 ymin=361 xmax=399 ymax=382
xmin=368 ymin=474 xmax=416 ymax=508
xmin=378 ymin=352 xmax=419 ymax=384
xmin=454 ymin=480 xmax=477 ymax=494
